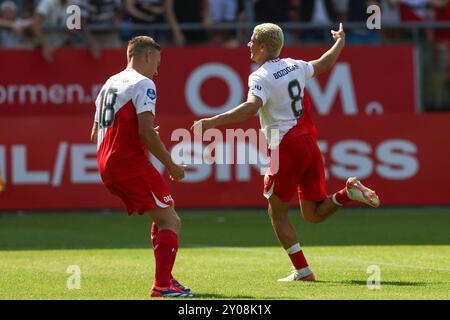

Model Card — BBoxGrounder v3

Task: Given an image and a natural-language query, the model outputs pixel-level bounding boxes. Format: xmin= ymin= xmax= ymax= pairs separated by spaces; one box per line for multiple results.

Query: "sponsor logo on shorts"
xmin=164 ymin=195 xmax=173 ymax=203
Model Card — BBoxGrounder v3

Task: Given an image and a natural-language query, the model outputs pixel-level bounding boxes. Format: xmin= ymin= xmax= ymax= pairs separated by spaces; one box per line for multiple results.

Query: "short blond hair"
xmin=253 ymin=23 xmax=284 ymax=58
xmin=127 ymin=36 xmax=160 ymax=62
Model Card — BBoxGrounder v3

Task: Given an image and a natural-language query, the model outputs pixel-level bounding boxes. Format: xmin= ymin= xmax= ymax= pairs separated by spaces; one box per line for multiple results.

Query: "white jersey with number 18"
xmin=248 ymin=58 xmax=315 ymax=148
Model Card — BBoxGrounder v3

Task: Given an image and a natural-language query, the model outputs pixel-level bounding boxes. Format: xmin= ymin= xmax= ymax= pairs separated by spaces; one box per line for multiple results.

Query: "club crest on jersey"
xmin=147 ymin=88 xmax=156 ymax=100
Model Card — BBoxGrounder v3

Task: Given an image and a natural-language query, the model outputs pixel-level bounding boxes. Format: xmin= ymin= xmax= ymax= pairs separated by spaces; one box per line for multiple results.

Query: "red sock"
xmin=154 ymin=229 xmax=178 ymax=288
xmin=289 ymin=251 xmax=309 ymax=270
xmin=334 ymin=187 xmax=351 ymax=206
xmin=151 ymin=223 xmax=174 ymax=281
xmin=287 ymin=243 xmax=309 ymax=270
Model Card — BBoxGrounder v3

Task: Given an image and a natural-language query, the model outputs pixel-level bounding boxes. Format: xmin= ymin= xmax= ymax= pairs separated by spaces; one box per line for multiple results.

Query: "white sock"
xmin=286 ymin=243 xmax=301 ymax=255
xmin=332 ymin=193 xmax=343 ymax=206
xmin=297 ymin=266 xmax=313 ymax=277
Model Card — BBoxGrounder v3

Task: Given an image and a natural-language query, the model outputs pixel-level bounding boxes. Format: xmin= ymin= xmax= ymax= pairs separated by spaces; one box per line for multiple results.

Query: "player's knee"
xmin=302 ymin=209 xmax=324 ymax=224
xmin=165 ymin=210 xmax=181 ymax=233
xmin=308 ymin=217 xmax=324 ymax=224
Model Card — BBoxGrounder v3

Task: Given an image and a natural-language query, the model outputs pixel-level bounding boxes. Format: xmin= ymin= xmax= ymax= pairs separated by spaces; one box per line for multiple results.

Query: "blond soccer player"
xmin=192 ymin=23 xmax=380 ymax=281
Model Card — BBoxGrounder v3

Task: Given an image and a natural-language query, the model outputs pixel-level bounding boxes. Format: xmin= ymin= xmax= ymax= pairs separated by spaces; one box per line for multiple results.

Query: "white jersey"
xmin=94 ymin=68 xmax=157 ymax=183
xmin=94 ymin=68 xmax=157 ymax=151
xmin=248 ymin=58 xmax=314 ymax=148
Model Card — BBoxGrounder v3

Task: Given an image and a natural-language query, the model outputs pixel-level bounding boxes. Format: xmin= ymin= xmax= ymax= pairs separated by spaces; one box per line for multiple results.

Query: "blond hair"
xmin=127 ymin=36 xmax=160 ymax=62
xmin=252 ymin=23 xmax=284 ymax=58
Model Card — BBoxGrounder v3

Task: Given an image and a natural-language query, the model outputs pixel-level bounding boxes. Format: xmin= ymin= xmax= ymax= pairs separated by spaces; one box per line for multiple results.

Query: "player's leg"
xmin=300 ymin=198 xmax=340 ymax=223
xmin=268 ymin=194 xmax=298 ymax=249
xmin=137 ymin=165 xmax=192 ymax=297
xmin=147 ymin=206 xmax=193 ymax=297
xmin=267 ymin=194 xmax=315 ymax=281
xmin=300 ymin=177 xmax=380 ymax=224
xmin=298 ymin=136 xmax=380 ymax=224
xmin=150 ymin=214 xmax=191 ymax=293
xmin=263 ymin=133 xmax=316 ymax=281
xmin=103 ymin=173 xmax=192 ymax=297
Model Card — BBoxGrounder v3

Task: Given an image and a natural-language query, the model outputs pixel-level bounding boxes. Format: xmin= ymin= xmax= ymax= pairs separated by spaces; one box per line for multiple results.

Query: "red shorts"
xmin=263 ymin=130 xmax=327 ymax=203
xmin=104 ymin=165 xmax=174 ymax=215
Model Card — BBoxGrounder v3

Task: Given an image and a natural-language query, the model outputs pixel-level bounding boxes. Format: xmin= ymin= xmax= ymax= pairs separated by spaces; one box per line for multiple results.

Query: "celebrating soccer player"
xmin=91 ymin=36 xmax=193 ymax=297
xmin=191 ymin=23 xmax=380 ymax=282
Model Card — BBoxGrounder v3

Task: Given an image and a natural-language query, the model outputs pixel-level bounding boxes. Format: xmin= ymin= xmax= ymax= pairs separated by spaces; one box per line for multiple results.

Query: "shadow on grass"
xmin=192 ymin=293 xmax=257 ymax=299
xmin=315 ymin=280 xmax=429 ymax=287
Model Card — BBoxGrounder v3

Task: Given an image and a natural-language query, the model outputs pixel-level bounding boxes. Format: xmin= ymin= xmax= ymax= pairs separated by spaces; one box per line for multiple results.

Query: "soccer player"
xmin=90 ymin=36 xmax=193 ymax=297
xmin=191 ymin=23 xmax=380 ymax=281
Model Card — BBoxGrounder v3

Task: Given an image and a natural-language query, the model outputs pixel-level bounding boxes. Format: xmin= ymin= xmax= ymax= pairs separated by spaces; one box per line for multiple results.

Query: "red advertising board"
xmin=1 ymin=47 xmax=446 ymax=211
xmin=0 ymin=46 xmax=416 ymax=117
xmin=0 ymin=113 xmax=449 ymax=210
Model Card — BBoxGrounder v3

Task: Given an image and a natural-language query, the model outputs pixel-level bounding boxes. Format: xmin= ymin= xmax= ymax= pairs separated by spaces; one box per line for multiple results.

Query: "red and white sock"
xmin=286 ymin=243 xmax=309 ymax=270
xmin=332 ymin=187 xmax=352 ymax=206
xmin=153 ymin=229 xmax=178 ymax=288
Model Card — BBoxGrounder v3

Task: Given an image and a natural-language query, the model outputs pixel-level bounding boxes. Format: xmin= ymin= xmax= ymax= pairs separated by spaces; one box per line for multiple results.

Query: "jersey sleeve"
xmin=132 ymin=79 xmax=157 ymax=115
xmin=248 ymin=73 xmax=268 ymax=105
xmin=297 ymin=60 xmax=315 ymax=80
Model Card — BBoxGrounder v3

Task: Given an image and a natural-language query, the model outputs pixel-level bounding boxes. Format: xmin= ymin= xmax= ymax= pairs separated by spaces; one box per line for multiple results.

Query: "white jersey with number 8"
xmin=248 ymin=58 xmax=314 ymax=148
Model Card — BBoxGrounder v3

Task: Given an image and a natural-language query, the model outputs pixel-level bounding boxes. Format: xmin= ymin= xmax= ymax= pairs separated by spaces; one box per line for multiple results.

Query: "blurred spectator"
xmin=254 ymin=0 xmax=293 ymax=23
xmin=333 ymin=0 xmax=349 ymax=21
xmin=232 ymin=0 xmax=249 ymax=46
xmin=298 ymin=0 xmax=338 ymax=44
xmin=346 ymin=0 xmax=382 ymax=44
xmin=432 ymin=0 xmax=450 ymax=42
xmin=0 ymin=0 xmax=33 ymax=48
xmin=395 ymin=0 xmax=435 ymax=41
xmin=380 ymin=0 xmax=402 ymax=41
xmin=32 ymin=0 xmax=73 ymax=62
xmin=208 ymin=0 xmax=238 ymax=46
xmin=254 ymin=0 xmax=296 ymax=44
xmin=13 ymin=0 xmax=35 ymax=19
xmin=164 ymin=0 xmax=210 ymax=47
xmin=397 ymin=0 xmax=431 ymax=21
xmin=429 ymin=0 xmax=450 ymax=109
xmin=73 ymin=0 xmax=123 ymax=58
xmin=121 ymin=0 xmax=166 ymax=43
xmin=210 ymin=0 xmax=237 ymax=23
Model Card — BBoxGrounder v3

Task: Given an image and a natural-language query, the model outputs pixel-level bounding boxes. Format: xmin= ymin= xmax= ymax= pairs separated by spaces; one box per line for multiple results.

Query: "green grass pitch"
xmin=0 ymin=207 xmax=449 ymax=300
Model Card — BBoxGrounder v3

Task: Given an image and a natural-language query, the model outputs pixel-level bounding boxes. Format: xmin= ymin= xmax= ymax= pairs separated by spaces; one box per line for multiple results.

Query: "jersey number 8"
xmin=288 ymin=79 xmax=303 ymax=118
xmin=99 ymin=88 xmax=118 ymax=128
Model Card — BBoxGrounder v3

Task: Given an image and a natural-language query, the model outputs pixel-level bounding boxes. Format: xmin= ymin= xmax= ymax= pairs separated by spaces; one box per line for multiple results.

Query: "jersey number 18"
xmin=99 ymin=88 xmax=118 ymax=128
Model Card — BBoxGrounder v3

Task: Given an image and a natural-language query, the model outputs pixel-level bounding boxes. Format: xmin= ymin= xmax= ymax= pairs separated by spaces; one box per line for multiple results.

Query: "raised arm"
xmin=191 ymin=95 xmax=262 ymax=133
xmin=138 ymin=111 xmax=184 ymax=181
xmin=309 ymin=23 xmax=346 ymax=77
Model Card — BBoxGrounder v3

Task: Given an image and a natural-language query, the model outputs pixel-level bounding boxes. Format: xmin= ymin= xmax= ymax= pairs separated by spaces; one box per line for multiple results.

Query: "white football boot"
xmin=346 ymin=177 xmax=380 ymax=207
xmin=278 ymin=267 xmax=316 ymax=282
